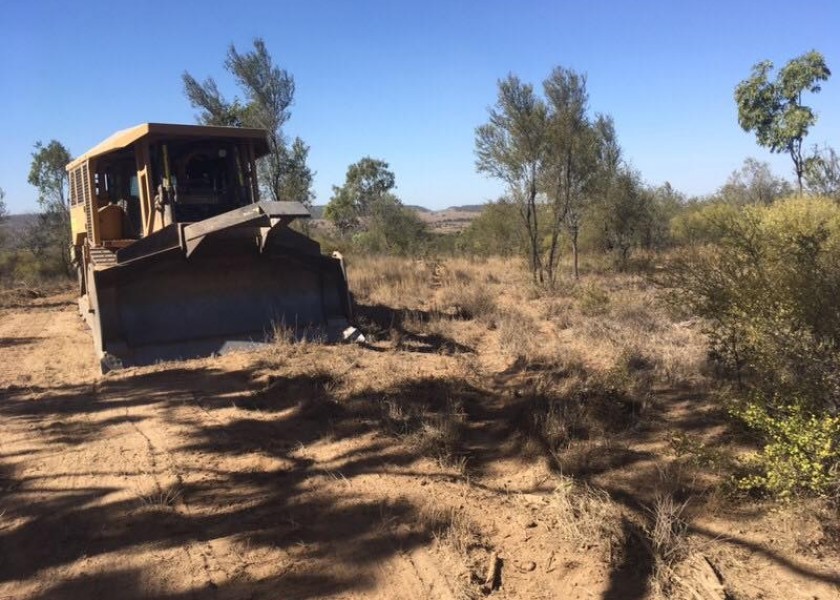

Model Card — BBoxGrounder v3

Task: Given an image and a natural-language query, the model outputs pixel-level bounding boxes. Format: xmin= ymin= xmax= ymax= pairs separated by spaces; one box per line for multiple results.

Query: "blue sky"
xmin=1 ymin=0 xmax=838 ymax=213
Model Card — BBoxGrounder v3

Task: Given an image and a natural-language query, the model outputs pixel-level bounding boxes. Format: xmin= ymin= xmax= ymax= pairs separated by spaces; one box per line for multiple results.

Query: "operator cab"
xmin=67 ymin=123 xmax=268 ymax=249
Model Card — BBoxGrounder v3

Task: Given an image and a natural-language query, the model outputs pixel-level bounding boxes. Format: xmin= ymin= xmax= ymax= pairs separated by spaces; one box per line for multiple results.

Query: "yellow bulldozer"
xmin=68 ymin=123 xmax=353 ymax=371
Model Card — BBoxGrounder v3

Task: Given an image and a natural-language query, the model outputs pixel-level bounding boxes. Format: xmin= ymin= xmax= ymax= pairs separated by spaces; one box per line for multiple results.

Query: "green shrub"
xmin=354 ymin=199 xmax=428 ymax=255
xmin=457 ymin=199 xmax=526 ymax=257
xmin=733 ymin=398 xmax=840 ymax=498
xmin=664 ymin=196 xmax=840 ymax=497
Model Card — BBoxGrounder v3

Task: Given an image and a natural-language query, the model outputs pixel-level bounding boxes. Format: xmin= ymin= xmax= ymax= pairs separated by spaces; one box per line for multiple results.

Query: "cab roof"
xmin=66 ymin=123 xmax=270 ymax=171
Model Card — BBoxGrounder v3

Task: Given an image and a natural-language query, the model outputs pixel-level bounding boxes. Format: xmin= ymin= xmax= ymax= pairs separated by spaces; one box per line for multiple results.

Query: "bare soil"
xmin=0 ymin=278 xmax=838 ymax=599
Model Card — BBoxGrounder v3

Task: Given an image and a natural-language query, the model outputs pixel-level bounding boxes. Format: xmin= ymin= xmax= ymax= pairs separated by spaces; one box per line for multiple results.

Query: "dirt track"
xmin=0 ymin=294 xmax=838 ymax=599
xmin=0 ymin=296 xmax=574 ymax=599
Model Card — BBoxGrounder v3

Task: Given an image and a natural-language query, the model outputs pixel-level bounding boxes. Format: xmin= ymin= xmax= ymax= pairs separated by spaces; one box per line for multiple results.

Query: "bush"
xmin=576 ymin=281 xmax=610 ymax=316
xmin=664 ymin=196 xmax=840 ymax=496
xmin=438 ymin=281 xmax=498 ymax=322
xmin=354 ymin=198 xmax=428 ymax=255
xmin=457 ymin=199 xmax=526 ymax=257
xmin=733 ymin=399 xmax=840 ymax=498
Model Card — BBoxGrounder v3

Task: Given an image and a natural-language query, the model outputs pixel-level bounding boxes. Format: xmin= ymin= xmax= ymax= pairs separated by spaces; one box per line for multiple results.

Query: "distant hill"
xmin=307 ymin=203 xmax=485 ymax=233
xmin=405 ymin=205 xmax=432 ymax=214
xmin=445 ymin=204 xmax=485 ymax=213
xmin=308 ymin=202 xmax=484 ymax=233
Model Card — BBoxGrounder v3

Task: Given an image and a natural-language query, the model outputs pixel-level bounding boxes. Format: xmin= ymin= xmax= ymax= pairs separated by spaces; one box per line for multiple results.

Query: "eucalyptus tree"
xmin=277 ymin=138 xmax=315 ymax=207
xmin=541 ymin=67 xmax=599 ymax=280
xmin=475 ymin=75 xmax=548 ymax=282
xmin=325 ymin=157 xmax=396 ymax=234
xmin=27 ymin=140 xmax=73 ymax=272
xmin=735 ymin=50 xmax=831 ymax=194
xmin=183 ymin=38 xmax=313 ymax=205
xmin=325 ymin=157 xmax=425 ymax=251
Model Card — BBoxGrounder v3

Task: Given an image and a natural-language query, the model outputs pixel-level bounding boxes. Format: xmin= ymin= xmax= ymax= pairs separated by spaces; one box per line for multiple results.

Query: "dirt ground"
xmin=0 ymin=277 xmax=838 ymax=599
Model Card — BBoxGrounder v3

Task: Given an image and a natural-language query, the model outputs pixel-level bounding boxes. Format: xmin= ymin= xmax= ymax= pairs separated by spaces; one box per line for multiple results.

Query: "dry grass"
xmin=517 ymin=357 xmax=646 ymax=464
xmin=422 ymin=503 xmax=484 ymax=556
xmin=546 ymin=478 xmax=623 ymax=555
xmin=348 ymin=255 xmax=436 ymax=309
xmin=645 ymin=494 xmax=693 ymax=598
xmin=377 ymin=390 xmax=467 ymax=470
xmin=647 ymin=495 xmax=690 ymax=565
xmin=497 ymin=309 xmax=540 ymax=358
xmin=258 ymin=256 xmax=725 ymax=593
xmin=437 ymin=283 xmax=498 ymax=322
xmin=135 ymin=485 xmax=182 ymax=511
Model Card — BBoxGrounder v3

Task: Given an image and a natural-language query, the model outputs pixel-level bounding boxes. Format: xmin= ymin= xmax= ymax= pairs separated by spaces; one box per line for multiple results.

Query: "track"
xmin=0 ymin=298 xmax=479 ymax=599
xmin=0 ymin=294 xmax=837 ymax=599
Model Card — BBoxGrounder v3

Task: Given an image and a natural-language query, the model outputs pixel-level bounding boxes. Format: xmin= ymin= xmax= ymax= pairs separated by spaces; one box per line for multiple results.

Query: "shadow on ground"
xmin=0 ymin=331 xmax=836 ymax=599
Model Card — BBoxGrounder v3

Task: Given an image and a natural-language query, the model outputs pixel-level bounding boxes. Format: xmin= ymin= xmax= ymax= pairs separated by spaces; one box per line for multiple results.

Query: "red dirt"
xmin=0 ymin=294 xmax=837 ymax=599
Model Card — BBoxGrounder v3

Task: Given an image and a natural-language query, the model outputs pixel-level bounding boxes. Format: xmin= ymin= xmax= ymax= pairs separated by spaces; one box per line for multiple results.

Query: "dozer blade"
xmin=82 ymin=202 xmax=353 ymax=371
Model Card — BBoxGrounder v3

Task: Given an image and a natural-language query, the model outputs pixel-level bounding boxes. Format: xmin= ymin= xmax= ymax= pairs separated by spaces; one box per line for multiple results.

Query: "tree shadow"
xmin=0 ymin=365 xmax=459 ymax=598
xmin=355 ymin=302 xmax=474 ymax=354
xmin=2 ymin=338 xmax=838 ymax=599
xmin=602 ymin=518 xmax=653 ymax=600
xmin=0 ymin=336 xmax=43 ymax=347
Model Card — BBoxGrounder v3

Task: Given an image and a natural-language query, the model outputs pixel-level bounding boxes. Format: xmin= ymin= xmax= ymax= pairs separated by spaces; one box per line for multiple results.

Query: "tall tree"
xmin=182 ymin=38 xmax=311 ymax=203
xmin=597 ymin=168 xmax=648 ymax=263
xmin=541 ymin=67 xmax=598 ymax=280
xmin=277 ymin=137 xmax=315 ymax=207
xmin=181 ymin=75 xmax=246 ymax=126
xmin=735 ymin=50 xmax=831 ymax=194
xmin=475 ymin=75 xmax=548 ymax=283
xmin=325 ymin=157 xmax=395 ymax=234
xmin=27 ymin=140 xmax=72 ymax=272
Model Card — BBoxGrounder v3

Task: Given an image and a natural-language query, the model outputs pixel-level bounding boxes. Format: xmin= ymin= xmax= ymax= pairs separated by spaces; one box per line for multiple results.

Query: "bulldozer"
xmin=68 ymin=123 xmax=353 ymax=371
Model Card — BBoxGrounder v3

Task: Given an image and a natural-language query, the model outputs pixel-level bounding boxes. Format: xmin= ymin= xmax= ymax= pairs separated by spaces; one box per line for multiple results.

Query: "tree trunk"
xmin=572 ymin=226 xmax=579 ymax=279
xmin=791 ymin=144 xmax=804 ymax=196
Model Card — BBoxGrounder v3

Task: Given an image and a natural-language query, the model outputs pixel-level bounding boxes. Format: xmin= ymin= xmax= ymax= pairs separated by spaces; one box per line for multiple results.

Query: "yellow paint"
xmin=70 ymin=203 xmax=87 ymax=246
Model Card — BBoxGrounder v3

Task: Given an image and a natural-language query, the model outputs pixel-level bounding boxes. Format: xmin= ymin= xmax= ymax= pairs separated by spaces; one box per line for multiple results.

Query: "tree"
xmin=181 ymin=75 xmax=246 ymax=126
xmin=324 ymin=157 xmax=396 ymax=234
xmin=277 ymin=137 xmax=315 ymax=207
xmin=805 ymin=145 xmax=840 ymax=201
xmin=595 ymin=168 xmax=649 ymax=264
xmin=27 ymin=140 xmax=72 ymax=273
xmin=354 ymin=194 xmax=428 ymax=255
xmin=735 ymin=50 xmax=831 ymax=194
xmin=324 ymin=158 xmax=426 ymax=253
xmin=475 ymin=75 xmax=548 ymax=282
xmin=718 ymin=158 xmax=792 ymax=205
xmin=541 ymin=67 xmax=601 ymax=280
xmin=183 ymin=39 xmax=312 ymax=203
xmin=642 ymin=182 xmax=685 ymax=250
